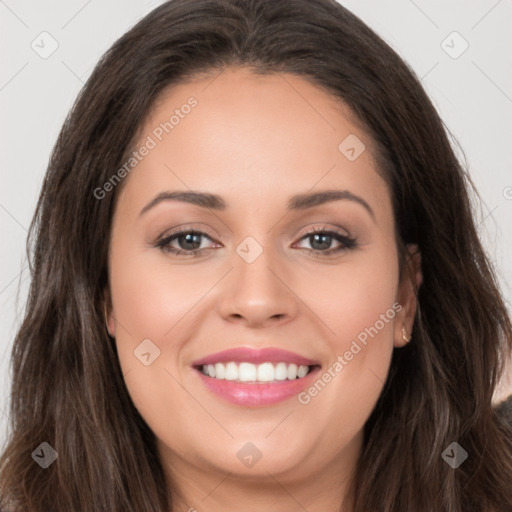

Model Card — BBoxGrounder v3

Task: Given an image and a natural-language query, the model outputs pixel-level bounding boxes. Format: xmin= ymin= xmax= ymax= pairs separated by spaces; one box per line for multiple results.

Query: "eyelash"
xmin=155 ymin=225 xmax=357 ymax=257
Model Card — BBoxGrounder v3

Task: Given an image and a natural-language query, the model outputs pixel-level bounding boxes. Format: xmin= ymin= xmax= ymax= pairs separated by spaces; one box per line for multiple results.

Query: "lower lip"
xmin=194 ymin=367 xmax=321 ymax=407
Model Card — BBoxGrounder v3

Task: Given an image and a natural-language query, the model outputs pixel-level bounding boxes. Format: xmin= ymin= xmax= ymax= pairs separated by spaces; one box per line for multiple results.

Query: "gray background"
xmin=1 ymin=0 xmax=511 ymax=447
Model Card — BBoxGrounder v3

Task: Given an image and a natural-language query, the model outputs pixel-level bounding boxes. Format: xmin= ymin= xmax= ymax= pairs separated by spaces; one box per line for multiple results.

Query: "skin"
xmin=106 ymin=67 xmax=422 ymax=512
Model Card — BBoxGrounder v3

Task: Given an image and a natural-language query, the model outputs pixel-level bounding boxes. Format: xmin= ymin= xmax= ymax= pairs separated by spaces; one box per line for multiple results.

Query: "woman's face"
xmin=107 ymin=67 xmax=419 ymax=485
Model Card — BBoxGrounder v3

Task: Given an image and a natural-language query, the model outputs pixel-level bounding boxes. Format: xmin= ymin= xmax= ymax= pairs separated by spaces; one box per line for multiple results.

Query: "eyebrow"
xmin=139 ymin=189 xmax=375 ymax=220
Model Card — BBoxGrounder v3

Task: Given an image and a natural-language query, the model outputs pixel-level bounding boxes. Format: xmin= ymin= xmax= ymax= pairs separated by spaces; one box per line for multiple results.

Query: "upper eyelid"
xmin=156 ymin=224 xmax=217 ymax=241
xmin=295 ymin=223 xmax=352 ymax=239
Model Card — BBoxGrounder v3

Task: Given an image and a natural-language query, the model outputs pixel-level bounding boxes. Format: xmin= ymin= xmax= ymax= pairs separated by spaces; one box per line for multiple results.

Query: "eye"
xmin=155 ymin=225 xmax=357 ymax=257
xmin=155 ymin=228 xmax=219 ymax=256
xmin=293 ymin=227 xmax=357 ymax=256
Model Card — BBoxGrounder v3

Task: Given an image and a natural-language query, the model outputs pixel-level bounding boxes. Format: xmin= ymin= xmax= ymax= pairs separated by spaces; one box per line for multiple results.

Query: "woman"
xmin=1 ymin=0 xmax=511 ymax=510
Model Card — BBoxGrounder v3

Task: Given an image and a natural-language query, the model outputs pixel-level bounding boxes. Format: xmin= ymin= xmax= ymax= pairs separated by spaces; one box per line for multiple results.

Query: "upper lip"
xmin=192 ymin=347 xmax=320 ymax=367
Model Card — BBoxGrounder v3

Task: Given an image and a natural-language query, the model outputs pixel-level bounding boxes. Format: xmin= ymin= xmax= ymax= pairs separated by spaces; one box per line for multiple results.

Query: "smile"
xmin=192 ymin=347 xmax=321 ymax=407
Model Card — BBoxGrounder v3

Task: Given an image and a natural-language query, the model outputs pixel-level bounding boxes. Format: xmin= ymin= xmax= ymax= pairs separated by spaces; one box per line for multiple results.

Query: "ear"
xmin=394 ymin=244 xmax=422 ymax=348
xmin=103 ymin=287 xmax=116 ymax=338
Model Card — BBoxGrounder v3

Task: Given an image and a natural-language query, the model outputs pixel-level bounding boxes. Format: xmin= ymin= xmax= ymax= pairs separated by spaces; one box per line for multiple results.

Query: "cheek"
xmin=108 ymin=248 xmax=206 ymax=439
xmin=109 ymin=243 xmax=210 ymax=341
xmin=108 ymin=241 xmax=227 ymax=424
xmin=294 ymin=244 xmax=399 ymax=431
xmin=297 ymin=245 xmax=399 ymax=350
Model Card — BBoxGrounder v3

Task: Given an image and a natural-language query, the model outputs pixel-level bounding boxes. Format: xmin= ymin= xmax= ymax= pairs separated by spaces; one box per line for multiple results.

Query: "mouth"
xmin=191 ymin=347 xmax=321 ymax=407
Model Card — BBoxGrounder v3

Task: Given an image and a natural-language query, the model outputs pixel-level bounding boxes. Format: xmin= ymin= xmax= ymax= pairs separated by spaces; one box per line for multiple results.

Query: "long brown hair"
xmin=1 ymin=0 xmax=511 ymax=510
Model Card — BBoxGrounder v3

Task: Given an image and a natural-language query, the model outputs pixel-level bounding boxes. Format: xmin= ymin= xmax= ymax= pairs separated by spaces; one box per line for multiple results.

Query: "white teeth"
xmin=199 ymin=362 xmax=312 ymax=382
xmin=257 ymin=362 xmax=275 ymax=382
xmin=297 ymin=365 xmax=309 ymax=378
xmin=287 ymin=363 xmax=298 ymax=380
xmin=214 ymin=362 xmax=225 ymax=379
xmin=225 ymin=362 xmax=238 ymax=380
xmin=239 ymin=362 xmax=257 ymax=382
xmin=275 ymin=362 xmax=288 ymax=380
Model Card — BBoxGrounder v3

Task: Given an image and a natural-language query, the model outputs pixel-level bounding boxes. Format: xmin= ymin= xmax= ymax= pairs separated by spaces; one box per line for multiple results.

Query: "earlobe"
xmin=401 ymin=325 xmax=411 ymax=344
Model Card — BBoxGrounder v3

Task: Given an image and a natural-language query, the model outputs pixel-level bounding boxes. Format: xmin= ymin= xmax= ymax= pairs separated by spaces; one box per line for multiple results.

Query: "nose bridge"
xmin=216 ymin=232 xmax=298 ymax=326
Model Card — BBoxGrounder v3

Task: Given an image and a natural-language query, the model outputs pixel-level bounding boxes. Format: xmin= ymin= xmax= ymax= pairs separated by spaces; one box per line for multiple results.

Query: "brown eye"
xmin=156 ymin=230 xmax=218 ymax=255
xmin=294 ymin=228 xmax=357 ymax=256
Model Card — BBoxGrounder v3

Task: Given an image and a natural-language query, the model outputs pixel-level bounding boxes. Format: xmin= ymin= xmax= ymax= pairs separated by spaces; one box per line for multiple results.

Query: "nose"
xmin=216 ymin=244 xmax=299 ymax=328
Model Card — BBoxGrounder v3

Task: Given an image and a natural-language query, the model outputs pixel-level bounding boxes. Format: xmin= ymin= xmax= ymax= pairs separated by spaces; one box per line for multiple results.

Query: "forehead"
xmin=116 ymin=67 xmax=391 ymax=220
